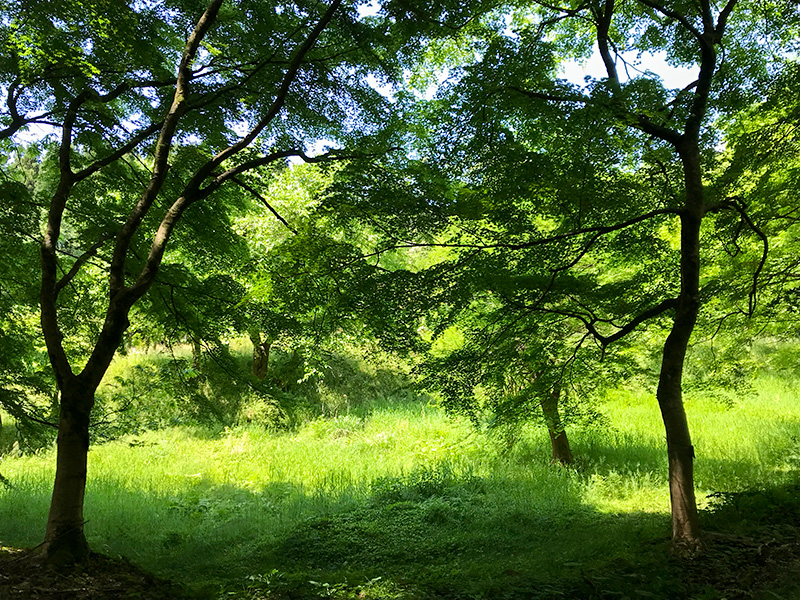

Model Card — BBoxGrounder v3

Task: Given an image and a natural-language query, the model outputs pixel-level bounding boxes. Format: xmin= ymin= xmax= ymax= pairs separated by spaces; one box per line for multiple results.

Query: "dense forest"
xmin=2 ymin=0 xmax=800 ymax=598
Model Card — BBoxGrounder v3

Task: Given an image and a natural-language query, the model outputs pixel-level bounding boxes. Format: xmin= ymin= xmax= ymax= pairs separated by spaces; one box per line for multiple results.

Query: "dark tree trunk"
xmin=192 ymin=339 xmax=203 ymax=369
xmin=253 ymin=342 xmax=270 ymax=379
xmin=248 ymin=329 xmax=271 ymax=380
xmin=541 ymin=383 xmax=573 ymax=465
xmin=41 ymin=379 xmax=95 ymax=564
xmin=38 ymin=299 xmax=130 ymax=565
xmin=656 ymin=141 xmax=706 ymax=554
xmin=657 ymin=306 xmax=702 ymax=553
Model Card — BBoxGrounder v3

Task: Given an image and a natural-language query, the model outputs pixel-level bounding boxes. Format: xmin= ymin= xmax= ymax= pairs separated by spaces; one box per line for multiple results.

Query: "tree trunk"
xmin=541 ymin=383 xmax=573 ymax=465
xmin=38 ymin=299 xmax=130 ymax=565
xmin=657 ymin=142 xmax=705 ymax=554
xmin=657 ymin=312 xmax=701 ymax=554
xmin=248 ymin=329 xmax=271 ymax=380
xmin=41 ymin=379 xmax=95 ymax=564
xmin=192 ymin=338 xmax=203 ymax=369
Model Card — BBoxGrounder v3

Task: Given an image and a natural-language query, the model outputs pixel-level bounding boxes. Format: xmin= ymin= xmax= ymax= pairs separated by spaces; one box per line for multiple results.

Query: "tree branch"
xmin=108 ymin=0 xmax=226 ymax=300
xmin=230 ymin=177 xmax=297 ymax=234
xmin=127 ymin=1 xmax=344 ymax=305
xmin=593 ymin=0 xmax=621 ymax=91
xmin=181 ymin=0 xmax=344 ymax=197
xmin=727 ymin=199 xmax=768 ymax=317
xmin=716 ymin=0 xmax=738 ymax=38
xmin=507 ymin=86 xmax=587 ymax=105
xmin=386 ymin=206 xmax=681 ymax=254
xmin=73 ymin=120 xmax=163 ymax=182
xmin=544 ymin=297 xmax=677 ymax=346
xmin=203 ymin=147 xmax=388 ymax=196
xmin=54 ymin=234 xmax=114 ymax=296
xmin=39 ymin=90 xmax=94 ymax=387
xmin=636 ymin=0 xmax=703 ymax=41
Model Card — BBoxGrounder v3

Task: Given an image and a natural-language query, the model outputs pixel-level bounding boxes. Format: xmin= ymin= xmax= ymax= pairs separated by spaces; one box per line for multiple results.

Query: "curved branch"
xmin=716 ymin=0 xmax=738 ymax=38
xmin=108 ymin=0 xmax=225 ymax=299
xmin=400 ymin=206 xmax=682 ymax=253
xmin=182 ymin=0 xmax=344 ymax=196
xmin=203 ymin=147 xmax=390 ymax=196
xmin=544 ymin=297 xmax=677 ymax=346
xmin=636 ymin=0 xmax=703 ymax=41
xmin=73 ymin=120 xmax=163 ymax=182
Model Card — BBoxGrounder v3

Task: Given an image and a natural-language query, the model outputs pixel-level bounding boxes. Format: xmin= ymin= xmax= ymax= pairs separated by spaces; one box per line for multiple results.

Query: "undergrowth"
xmin=1 ymin=344 xmax=800 ymax=599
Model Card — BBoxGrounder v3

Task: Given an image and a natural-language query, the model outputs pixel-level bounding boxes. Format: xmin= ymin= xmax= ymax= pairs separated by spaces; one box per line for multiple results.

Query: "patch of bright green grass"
xmin=1 ymin=375 xmax=800 ymax=598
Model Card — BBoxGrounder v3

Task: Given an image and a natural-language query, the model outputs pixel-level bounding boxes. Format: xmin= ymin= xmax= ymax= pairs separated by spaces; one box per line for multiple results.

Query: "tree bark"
xmin=656 ymin=141 xmax=705 ymax=554
xmin=657 ymin=306 xmax=701 ymax=553
xmin=41 ymin=378 xmax=95 ymax=564
xmin=192 ymin=339 xmax=203 ymax=369
xmin=541 ymin=383 xmax=573 ymax=465
xmin=248 ymin=329 xmax=271 ymax=380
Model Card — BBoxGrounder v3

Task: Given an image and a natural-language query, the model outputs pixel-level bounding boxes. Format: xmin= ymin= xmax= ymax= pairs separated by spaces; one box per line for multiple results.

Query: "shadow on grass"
xmin=253 ymin=474 xmax=800 ymax=600
xmin=264 ymin=494 xmax=679 ymax=600
xmin=4 ymin=451 xmax=799 ymax=599
xmin=0 ymin=461 xmax=684 ymax=599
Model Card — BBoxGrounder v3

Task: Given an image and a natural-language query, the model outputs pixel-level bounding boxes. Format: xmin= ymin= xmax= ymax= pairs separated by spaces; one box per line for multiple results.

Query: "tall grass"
xmin=1 ymin=363 xmax=799 ymax=598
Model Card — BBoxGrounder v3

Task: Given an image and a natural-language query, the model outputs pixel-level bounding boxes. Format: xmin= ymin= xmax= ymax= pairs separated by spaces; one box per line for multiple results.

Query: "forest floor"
xmin=2 ymin=517 xmax=800 ymax=600
xmin=3 ymin=367 xmax=800 ymax=599
xmin=0 ymin=547 xmax=190 ymax=599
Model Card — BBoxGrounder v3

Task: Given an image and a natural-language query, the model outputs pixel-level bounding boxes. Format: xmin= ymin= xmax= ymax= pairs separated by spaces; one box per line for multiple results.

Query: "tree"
xmin=327 ymin=0 xmax=799 ymax=552
xmin=234 ymin=163 xmax=337 ymax=380
xmin=1 ymin=0 xmax=397 ymax=563
xmin=420 ymin=313 xmax=610 ymax=465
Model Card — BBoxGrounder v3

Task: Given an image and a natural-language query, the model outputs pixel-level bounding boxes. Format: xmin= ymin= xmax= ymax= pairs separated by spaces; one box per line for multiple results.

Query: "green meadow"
xmin=2 ymin=346 xmax=800 ymax=599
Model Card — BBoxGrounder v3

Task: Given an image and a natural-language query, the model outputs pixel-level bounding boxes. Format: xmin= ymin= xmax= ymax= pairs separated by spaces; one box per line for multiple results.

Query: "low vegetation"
xmin=2 ymin=345 xmax=800 ymax=598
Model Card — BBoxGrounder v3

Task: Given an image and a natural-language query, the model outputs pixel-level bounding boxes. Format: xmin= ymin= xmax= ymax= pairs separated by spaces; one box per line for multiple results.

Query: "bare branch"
xmin=54 ymin=234 xmax=114 ymax=296
xmin=230 ymin=177 xmax=297 ymax=234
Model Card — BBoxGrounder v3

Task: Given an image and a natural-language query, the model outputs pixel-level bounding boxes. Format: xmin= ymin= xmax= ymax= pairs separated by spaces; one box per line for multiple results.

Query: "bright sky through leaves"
xmin=560 ymin=48 xmax=696 ymax=89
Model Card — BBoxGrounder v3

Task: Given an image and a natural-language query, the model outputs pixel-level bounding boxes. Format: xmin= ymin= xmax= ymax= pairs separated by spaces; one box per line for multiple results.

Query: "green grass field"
xmin=1 ymin=369 xmax=800 ymax=599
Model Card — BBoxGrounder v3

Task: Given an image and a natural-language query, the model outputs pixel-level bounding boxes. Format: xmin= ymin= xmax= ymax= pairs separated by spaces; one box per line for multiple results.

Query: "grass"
xmin=2 ymin=368 xmax=800 ymax=598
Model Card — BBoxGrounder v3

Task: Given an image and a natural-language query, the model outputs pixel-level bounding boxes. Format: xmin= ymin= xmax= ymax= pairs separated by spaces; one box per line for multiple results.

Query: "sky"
xmin=560 ymin=49 xmax=697 ymax=90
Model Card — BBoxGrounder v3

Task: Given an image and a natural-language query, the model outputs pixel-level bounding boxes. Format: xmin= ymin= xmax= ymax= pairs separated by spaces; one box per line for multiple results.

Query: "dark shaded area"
xmin=0 ymin=550 xmax=193 ymax=599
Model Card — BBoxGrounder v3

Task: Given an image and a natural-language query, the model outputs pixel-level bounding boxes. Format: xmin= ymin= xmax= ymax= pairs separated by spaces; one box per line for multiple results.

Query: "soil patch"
xmin=0 ymin=547 xmax=194 ymax=600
